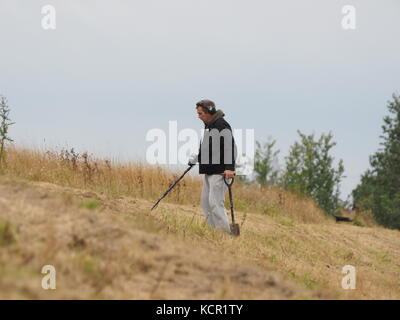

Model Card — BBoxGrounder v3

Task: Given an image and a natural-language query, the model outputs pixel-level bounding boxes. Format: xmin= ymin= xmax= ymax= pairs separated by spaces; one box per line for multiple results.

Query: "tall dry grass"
xmin=3 ymin=145 xmax=332 ymax=224
xmin=2 ymin=146 xmax=396 ymax=299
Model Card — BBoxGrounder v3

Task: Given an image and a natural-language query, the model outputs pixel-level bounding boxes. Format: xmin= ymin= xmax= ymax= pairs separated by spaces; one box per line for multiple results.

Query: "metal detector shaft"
xmin=150 ymin=165 xmax=195 ymax=211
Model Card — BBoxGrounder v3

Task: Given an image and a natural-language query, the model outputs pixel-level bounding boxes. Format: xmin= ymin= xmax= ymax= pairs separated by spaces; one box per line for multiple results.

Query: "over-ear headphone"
xmin=196 ymin=100 xmax=216 ymax=114
xmin=206 ymin=105 xmax=216 ymax=114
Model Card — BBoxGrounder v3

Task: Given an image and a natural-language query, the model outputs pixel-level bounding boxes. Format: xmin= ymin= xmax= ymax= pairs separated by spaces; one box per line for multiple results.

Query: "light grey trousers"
xmin=200 ymin=174 xmax=231 ymax=234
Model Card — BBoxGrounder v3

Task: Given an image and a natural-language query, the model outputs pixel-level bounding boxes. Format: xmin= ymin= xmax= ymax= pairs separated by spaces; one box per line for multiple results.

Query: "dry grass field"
xmin=0 ymin=147 xmax=399 ymax=299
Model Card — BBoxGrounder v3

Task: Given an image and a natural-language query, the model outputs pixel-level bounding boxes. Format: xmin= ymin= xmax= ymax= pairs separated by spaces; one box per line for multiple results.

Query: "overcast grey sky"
xmin=1 ymin=0 xmax=399 ymax=200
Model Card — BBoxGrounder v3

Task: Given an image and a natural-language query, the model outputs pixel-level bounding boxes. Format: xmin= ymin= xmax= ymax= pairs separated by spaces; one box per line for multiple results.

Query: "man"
xmin=188 ymin=99 xmax=236 ymax=234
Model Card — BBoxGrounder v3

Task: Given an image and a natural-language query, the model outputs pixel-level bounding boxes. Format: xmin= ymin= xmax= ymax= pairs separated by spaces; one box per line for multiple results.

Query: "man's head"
xmin=196 ymin=99 xmax=216 ymax=124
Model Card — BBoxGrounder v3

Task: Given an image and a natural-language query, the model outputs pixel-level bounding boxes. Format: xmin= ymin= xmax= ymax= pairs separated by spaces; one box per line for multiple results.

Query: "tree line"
xmin=248 ymin=93 xmax=400 ymax=229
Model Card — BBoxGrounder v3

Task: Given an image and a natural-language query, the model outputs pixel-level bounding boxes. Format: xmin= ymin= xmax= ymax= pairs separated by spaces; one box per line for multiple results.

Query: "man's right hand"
xmin=188 ymin=153 xmax=198 ymax=166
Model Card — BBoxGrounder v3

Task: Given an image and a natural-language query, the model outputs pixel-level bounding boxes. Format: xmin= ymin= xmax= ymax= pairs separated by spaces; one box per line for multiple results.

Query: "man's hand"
xmin=224 ymin=170 xmax=235 ymax=179
xmin=188 ymin=153 xmax=198 ymax=166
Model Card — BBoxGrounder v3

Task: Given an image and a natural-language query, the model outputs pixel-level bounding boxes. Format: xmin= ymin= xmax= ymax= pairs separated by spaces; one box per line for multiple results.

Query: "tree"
xmin=254 ymin=139 xmax=280 ymax=186
xmin=352 ymin=94 xmax=400 ymax=229
xmin=0 ymin=95 xmax=15 ymax=168
xmin=282 ymin=130 xmax=345 ymax=215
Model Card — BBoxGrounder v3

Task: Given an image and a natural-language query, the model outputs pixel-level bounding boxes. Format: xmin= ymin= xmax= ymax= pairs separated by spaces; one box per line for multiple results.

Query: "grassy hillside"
xmin=0 ymin=147 xmax=399 ymax=299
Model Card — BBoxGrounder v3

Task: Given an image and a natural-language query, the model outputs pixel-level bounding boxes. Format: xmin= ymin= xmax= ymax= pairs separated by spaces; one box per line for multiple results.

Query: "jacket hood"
xmin=206 ymin=109 xmax=225 ymax=127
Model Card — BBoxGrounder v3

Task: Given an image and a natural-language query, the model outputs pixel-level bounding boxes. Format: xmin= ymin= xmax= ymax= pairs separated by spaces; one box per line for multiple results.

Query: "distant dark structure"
xmin=334 ymin=215 xmax=353 ymax=223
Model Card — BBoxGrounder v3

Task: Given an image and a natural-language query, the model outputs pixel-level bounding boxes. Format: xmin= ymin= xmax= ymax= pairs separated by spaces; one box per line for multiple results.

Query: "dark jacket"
xmin=198 ymin=110 xmax=236 ymax=175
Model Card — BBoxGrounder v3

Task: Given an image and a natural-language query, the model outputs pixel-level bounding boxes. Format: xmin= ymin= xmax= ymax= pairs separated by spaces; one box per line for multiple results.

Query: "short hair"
xmin=196 ymin=99 xmax=216 ymax=115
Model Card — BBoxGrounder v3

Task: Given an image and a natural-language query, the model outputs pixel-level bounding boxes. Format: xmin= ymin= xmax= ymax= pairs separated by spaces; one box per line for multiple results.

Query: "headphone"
xmin=206 ymin=105 xmax=216 ymax=114
xmin=196 ymin=101 xmax=216 ymax=114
